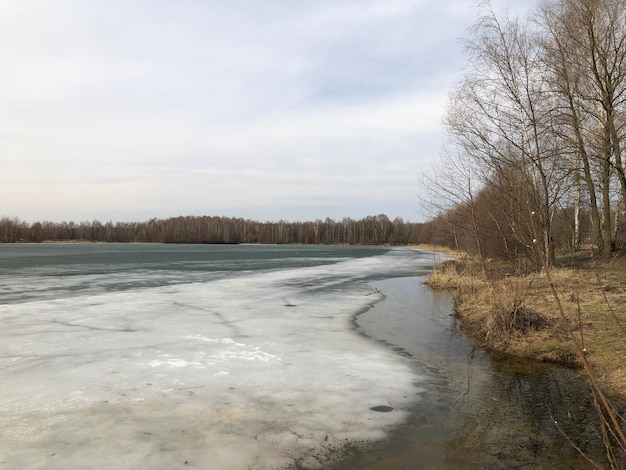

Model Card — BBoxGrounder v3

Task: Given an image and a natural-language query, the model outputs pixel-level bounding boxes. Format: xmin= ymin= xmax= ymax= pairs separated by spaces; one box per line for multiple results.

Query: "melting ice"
xmin=0 ymin=246 xmax=435 ymax=469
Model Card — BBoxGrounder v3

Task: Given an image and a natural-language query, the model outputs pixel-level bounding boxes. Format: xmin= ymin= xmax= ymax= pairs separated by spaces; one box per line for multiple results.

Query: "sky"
xmin=0 ymin=0 xmax=538 ymax=224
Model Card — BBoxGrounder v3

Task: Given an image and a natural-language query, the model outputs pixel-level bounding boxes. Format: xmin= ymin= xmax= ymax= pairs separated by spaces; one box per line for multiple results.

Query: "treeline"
xmin=0 ymin=214 xmax=422 ymax=245
xmin=420 ymin=0 xmax=626 ymax=267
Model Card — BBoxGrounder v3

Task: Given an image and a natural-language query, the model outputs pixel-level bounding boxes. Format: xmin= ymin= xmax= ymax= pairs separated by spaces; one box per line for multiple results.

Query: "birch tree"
xmin=541 ymin=0 xmax=626 ymax=255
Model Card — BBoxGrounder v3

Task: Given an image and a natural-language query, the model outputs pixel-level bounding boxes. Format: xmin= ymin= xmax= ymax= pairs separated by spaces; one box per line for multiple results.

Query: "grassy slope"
xmin=416 ymin=245 xmax=626 ymax=400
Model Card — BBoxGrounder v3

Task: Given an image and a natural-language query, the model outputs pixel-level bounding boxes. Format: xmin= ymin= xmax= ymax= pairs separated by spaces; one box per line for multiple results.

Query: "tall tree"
xmin=540 ymin=0 xmax=626 ymax=255
xmin=442 ymin=4 xmax=567 ymax=265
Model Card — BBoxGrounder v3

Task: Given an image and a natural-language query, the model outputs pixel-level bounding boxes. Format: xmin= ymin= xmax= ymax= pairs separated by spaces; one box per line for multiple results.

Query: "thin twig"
xmin=590 ymin=386 xmax=620 ymax=469
xmin=576 ymin=297 xmax=585 ymax=352
xmin=543 ymin=268 xmax=626 ymax=448
xmin=551 ymin=413 xmax=604 ymax=470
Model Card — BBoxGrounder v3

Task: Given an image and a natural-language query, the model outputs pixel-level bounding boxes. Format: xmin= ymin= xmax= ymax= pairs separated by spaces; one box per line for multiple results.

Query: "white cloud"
xmin=0 ymin=0 xmax=539 ymax=223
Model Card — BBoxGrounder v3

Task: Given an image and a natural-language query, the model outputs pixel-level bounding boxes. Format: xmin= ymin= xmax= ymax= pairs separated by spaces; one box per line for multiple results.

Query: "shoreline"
xmin=419 ymin=247 xmax=626 ymax=403
xmin=334 ymin=275 xmax=610 ymax=469
xmin=336 ymin=276 xmax=457 ymax=469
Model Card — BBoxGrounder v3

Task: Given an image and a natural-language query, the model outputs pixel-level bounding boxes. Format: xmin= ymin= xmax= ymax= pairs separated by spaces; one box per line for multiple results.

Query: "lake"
xmin=0 ymin=244 xmax=607 ymax=469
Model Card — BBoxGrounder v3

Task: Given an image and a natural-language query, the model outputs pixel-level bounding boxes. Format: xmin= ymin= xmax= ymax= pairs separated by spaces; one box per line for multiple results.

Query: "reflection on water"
xmin=445 ymin=360 xmax=602 ymax=469
xmin=341 ymin=277 xmax=616 ymax=469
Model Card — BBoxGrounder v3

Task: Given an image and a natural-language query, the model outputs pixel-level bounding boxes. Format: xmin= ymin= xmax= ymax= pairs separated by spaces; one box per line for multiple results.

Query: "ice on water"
xmin=0 ymin=248 xmax=431 ymax=469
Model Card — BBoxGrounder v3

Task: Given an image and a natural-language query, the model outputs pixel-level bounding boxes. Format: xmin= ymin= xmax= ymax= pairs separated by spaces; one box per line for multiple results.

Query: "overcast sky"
xmin=0 ymin=0 xmax=538 ymax=223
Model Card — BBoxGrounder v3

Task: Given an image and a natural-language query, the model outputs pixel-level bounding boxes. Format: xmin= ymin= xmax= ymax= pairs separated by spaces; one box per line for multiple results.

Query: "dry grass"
xmin=425 ymin=258 xmax=626 ymax=400
xmin=410 ymin=243 xmax=470 ymax=260
xmin=424 ymin=260 xmax=478 ymax=289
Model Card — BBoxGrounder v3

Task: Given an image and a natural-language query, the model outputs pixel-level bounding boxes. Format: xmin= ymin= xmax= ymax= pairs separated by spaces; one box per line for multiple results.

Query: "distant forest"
xmin=0 ymin=215 xmax=423 ymax=245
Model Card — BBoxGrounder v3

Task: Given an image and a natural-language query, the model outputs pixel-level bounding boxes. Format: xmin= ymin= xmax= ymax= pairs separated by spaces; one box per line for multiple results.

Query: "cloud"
xmin=0 ymin=0 xmax=539 ymax=223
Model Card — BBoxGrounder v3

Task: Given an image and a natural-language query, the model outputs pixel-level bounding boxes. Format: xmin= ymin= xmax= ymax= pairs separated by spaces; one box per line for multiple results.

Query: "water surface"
xmin=343 ymin=277 xmax=610 ymax=469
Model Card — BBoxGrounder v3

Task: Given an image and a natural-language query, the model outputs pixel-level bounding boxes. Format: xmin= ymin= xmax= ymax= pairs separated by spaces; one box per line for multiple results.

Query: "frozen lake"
xmin=0 ymin=244 xmax=437 ymax=469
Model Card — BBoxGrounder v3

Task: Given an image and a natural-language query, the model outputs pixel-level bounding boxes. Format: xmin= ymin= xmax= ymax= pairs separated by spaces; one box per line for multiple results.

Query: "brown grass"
xmin=424 ymin=254 xmax=626 ymax=400
xmin=410 ymin=243 xmax=469 ymax=259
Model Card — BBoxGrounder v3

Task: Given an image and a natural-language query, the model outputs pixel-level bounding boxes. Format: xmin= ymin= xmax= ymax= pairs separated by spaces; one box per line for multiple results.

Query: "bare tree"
xmin=419 ymin=142 xmax=487 ymax=271
xmin=540 ymin=0 xmax=626 ymax=255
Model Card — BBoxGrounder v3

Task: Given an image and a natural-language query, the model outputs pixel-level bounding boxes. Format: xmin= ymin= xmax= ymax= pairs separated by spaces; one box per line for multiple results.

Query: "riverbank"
xmin=415 ymin=245 xmax=626 ymax=402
